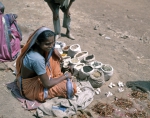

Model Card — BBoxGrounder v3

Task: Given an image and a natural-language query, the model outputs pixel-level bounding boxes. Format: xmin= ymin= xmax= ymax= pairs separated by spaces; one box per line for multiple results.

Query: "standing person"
xmin=45 ymin=0 xmax=75 ymax=40
xmin=16 ymin=27 xmax=77 ymax=102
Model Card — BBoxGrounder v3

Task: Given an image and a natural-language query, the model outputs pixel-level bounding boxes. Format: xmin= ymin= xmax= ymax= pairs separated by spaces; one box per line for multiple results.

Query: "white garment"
xmin=62 ymin=0 xmax=70 ymax=8
xmin=35 ymin=81 xmax=95 ymax=118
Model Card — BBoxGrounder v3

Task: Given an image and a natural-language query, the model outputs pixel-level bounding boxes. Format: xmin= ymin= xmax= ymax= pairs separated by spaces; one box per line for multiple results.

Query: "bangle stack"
xmin=64 ymin=72 xmax=68 ymax=78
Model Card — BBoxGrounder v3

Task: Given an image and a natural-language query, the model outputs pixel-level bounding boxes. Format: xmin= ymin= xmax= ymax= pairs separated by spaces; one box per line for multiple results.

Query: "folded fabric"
xmin=126 ymin=80 xmax=150 ymax=99
xmin=7 ymin=80 xmax=95 ymax=117
xmin=75 ymin=81 xmax=95 ymax=109
xmin=35 ymin=81 xmax=95 ymax=117
xmin=126 ymin=81 xmax=150 ymax=92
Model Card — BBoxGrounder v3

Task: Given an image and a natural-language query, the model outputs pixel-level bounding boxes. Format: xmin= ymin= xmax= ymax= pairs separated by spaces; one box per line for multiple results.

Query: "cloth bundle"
xmin=126 ymin=80 xmax=150 ymax=99
xmin=35 ymin=81 xmax=95 ymax=117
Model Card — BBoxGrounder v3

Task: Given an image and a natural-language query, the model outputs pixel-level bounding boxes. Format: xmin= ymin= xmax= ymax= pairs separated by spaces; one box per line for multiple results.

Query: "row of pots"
xmin=57 ymin=42 xmax=114 ymax=88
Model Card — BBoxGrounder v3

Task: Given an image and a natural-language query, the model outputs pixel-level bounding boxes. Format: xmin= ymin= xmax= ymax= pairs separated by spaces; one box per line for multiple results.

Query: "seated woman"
xmin=16 ymin=27 xmax=77 ymax=102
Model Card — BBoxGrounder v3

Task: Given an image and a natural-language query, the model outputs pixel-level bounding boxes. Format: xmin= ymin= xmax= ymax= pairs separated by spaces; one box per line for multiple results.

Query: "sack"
xmin=67 ymin=44 xmax=81 ymax=58
xmin=74 ymin=51 xmax=88 ymax=61
xmin=0 ymin=12 xmax=22 ymax=62
xmin=78 ymin=65 xmax=94 ymax=80
xmin=88 ymin=70 xmax=105 ymax=88
xmin=100 ymin=64 xmax=114 ymax=81
xmin=73 ymin=63 xmax=85 ymax=76
xmin=83 ymin=54 xmax=95 ymax=65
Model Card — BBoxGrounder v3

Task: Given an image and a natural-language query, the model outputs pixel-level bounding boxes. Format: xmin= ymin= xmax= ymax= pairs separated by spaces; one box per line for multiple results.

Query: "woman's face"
xmin=39 ymin=36 xmax=55 ymax=52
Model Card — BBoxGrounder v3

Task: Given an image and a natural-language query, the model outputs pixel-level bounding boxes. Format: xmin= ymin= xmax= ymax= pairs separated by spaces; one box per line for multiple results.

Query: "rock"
xmin=26 ymin=5 xmax=30 ymax=7
xmin=105 ymin=36 xmax=111 ymax=40
xmin=94 ymin=25 xmax=99 ymax=30
xmin=99 ymin=33 xmax=104 ymax=36
xmin=120 ymin=35 xmax=129 ymax=39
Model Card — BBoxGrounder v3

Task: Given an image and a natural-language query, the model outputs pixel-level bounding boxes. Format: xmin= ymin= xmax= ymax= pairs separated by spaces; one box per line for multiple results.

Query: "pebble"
xmin=105 ymin=37 xmax=111 ymax=40
xmin=94 ymin=25 xmax=99 ymax=30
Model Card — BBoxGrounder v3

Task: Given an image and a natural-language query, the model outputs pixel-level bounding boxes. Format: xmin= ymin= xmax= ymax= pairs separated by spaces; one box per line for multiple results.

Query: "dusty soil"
xmin=0 ymin=0 xmax=150 ymax=118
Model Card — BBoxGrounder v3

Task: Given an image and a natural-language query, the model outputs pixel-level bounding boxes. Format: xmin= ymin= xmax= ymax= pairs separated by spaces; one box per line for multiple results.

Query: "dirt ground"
xmin=0 ymin=0 xmax=150 ymax=118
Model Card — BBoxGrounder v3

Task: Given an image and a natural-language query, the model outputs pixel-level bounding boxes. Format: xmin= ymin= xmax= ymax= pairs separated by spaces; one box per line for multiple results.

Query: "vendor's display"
xmin=61 ymin=53 xmax=67 ymax=58
xmin=114 ymin=98 xmax=133 ymax=110
xmin=74 ymin=51 xmax=88 ymax=61
xmin=55 ymin=41 xmax=66 ymax=49
xmin=95 ymin=88 xmax=101 ymax=95
xmin=73 ymin=63 xmax=85 ymax=76
xmin=131 ymin=90 xmax=148 ymax=100
xmin=92 ymin=102 xmax=114 ymax=117
xmin=69 ymin=57 xmax=80 ymax=69
xmin=83 ymin=54 xmax=95 ymax=65
xmin=100 ymin=64 xmax=113 ymax=81
xmin=55 ymin=44 xmax=63 ymax=54
xmin=58 ymin=42 xmax=114 ymax=88
xmin=68 ymin=44 xmax=81 ymax=58
xmin=57 ymin=41 xmax=116 ymax=104
xmin=63 ymin=56 xmax=71 ymax=64
xmin=90 ymin=61 xmax=103 ymax=69
xmin=78 ymin=65 xmax=94 ymax=80
xmin=62 ymin=45 xmax=70 ymax=54
xmin=125 ymin=111 xmax=147 ymax=118
xmin=108 ymin=82 xmax=116 ymax=88
xmin=105 ymin=91 xmax=113 ymax=97
xmin=88 ymin=69 xmax=104 ymax=88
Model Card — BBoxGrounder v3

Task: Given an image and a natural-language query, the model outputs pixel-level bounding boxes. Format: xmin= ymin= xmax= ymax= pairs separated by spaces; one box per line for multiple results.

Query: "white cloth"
xmin=35 ymin=81 xmax=95 ymax=117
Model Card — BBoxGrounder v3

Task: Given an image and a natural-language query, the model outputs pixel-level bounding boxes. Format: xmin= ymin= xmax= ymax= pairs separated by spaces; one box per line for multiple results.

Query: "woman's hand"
xmin=64 ymin=71 xmax=72 ymax=79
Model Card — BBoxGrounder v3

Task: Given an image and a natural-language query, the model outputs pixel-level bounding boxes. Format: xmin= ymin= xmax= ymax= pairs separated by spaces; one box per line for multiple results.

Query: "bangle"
xmin=64 ymin=73 xmax=68 ymax=78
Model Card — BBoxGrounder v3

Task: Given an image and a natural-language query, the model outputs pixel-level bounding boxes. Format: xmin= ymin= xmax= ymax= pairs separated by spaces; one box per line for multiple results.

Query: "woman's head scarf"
xmin=16 ymin=27 xmax=55 ymax=78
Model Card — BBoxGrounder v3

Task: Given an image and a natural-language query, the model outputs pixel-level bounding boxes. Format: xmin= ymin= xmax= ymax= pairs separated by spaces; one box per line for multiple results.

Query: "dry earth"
xmin=0 ymin=0 xmax=150 ymax=118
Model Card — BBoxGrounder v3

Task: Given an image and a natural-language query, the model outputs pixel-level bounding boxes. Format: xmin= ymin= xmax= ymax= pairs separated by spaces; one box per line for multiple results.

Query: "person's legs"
xmin=60 ymin=6 xmax=75 ymax=40
xmin=61 ymin=7 xmax=71 ymax=32
xmin=47 ymin=2 xmax=61 ymax=40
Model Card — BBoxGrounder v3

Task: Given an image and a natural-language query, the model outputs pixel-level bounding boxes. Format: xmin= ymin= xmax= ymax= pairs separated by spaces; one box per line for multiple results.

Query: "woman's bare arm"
xmin=39 ymin=71 xmax=71 ymax=88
